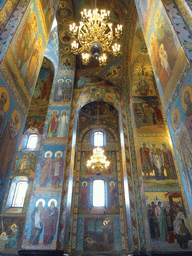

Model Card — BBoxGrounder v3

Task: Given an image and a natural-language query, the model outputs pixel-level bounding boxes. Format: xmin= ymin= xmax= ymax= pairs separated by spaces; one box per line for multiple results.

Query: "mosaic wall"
xmin=130 ymin=20 xmax=192 ymax=251
xmin=0 ymin=57 xmax=54 ymax=254
xmin=70 ymin=102 xmax=127 ymax=254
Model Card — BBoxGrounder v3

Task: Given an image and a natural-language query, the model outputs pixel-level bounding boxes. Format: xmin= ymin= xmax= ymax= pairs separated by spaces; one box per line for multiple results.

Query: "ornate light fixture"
xmin=69 ymin=2 xmax=122 ymax=66
xmin=86 ymin=147 xmax=110 ymax=174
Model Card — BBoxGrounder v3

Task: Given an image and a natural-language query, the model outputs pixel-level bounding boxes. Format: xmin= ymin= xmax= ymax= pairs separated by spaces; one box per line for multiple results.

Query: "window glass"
xmin=94 ymin=131 xmax=104 ymax=147
xmin=12 ymin=181 xmax=28 ymax=207
xmin=27 ymin=134 xmax=38 ymax=149
xmin=93 ymin=180 xmax=105 ymax=207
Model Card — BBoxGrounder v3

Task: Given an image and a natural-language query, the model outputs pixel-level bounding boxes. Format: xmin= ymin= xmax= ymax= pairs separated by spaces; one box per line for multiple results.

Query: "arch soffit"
xmin=74 ymin=86 xmax=124 ymax=115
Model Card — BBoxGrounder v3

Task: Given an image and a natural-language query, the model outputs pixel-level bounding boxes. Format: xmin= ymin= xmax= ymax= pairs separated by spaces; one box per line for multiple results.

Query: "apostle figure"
xmin=63 ymin=79 xmax=72 ymax=102
xmin=40 ymin=151 xmax=53 ymax=187
xmin=47 ymin=110 xmax=59 ymax=138
xmin=20 ymin=155 xmax=28 ymax=174
xmin=161 ymin=143 xmax=177 ymax=179
xmin=0 ymin=92 xmax=7 ymax=133
xmin=29 ymin=152 xmax=37 ymax=171
xmin=0 ymin=111 xmax=20 ymax=181
xmin=8 ymin=224 xmax=18 ymax=248
xmin=29 ymin=199 xmax=45 ymax=246
xmin=80 ymin=181 xmax=88 ymax=209
xmin=155 ymin=201 xmax=168 ymax=241
xmin=172 ymin=109 xmax=192 ymax=196
xmin=57 ymin=110 xmax=68 ymax=138
xmin=52 ymin=151 xmax=64 ymax=188
xmin=109 ymin=181 xmax=117 ymax=209
xmin=0 ymin=232 xmax=8 ymax=250
xmin=15 ymin=11 xmax=38 ymax=70
xmin=55 ymin=79 xmax=64 ymax=101
xmin=173 ymin=207 xmax=191 ymax=249
xmin=183 ymin=90 xmax=192 ymax=142
xmin=139 ymin=142 xmax=153 ymax=178
xmin=149 ymin=142 xmax=165 ymax=180
xmin=43 ymin=199 xmax=58 ymax=246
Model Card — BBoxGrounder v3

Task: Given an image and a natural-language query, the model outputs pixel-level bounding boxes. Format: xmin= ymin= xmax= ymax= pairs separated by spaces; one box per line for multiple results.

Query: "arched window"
xmin=93 ymin=131 xmax=104 ymax=147
xmin=93 ymin=180 xmax=105 ymax=207
xmin=27 ymin=134 xmax=38 ymax=149
xmin=21 ymin=127 xmax=39 ymax=150
xmin=6 ymin=177 xmax=28 ymax=208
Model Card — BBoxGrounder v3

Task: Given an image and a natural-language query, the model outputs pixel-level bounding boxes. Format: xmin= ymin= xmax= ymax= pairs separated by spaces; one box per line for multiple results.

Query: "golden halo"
xmin=0 ymin=87 xmax=10 ymax=113
xmin=82 ymin=181 xmax=88 ymax=187
xmin=58 ymin=79 xmax=64 ymax=83
xmin=48 ymin=198 xmax=57 ymax=207
xmin=181 ymin=84 xmax=192 ymax=112
xmin=141 ymin=142 xmax=148 ymax=147
xmin=11 ymin=109 xmax=21 ymax=131
xmin=61 ymin=110 xmax=67 ymax=115
xmin=36 ymin=198 xmax=45 ymax=207
xmin=11 ymin=224 xmax=18 ymax=230
xmin=51 ymin=109 xmax=59 ymax=114
xmin=160 ymin=142 xmax=168 ymax=149
xmin=66 ymin=79 xmax=71 ymax=83
xmin=156 ymin=200 xmax=163 ymax=207
xmin=110 ymin=181 xmax=115 ymax=186
xmin=171 ymin=107 xmax=181 ymax=130
xmin=150 ymin=141 xmax=158 ymax=148
xmin=1 ymin=232 xmax=7 ymax=237
xmin=54 ymin=150 xmax=63 ymax=157
xmin=44 ymin=150 xmax=52 ymax=158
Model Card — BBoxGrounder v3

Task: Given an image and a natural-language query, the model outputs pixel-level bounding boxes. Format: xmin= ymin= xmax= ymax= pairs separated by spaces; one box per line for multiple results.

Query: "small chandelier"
xmin=69 ymin=2 xmax=122 ymax=66
xmin=86 ymin=147 xmax=110 ymax=174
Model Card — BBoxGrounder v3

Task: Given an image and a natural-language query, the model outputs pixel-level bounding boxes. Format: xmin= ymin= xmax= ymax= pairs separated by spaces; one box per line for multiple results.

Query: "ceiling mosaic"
xmin=79 ymin=101 xmax=119 ymax=134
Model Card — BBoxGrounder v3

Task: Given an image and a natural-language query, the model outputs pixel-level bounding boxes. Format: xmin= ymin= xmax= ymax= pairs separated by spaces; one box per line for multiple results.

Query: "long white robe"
xmin=57 ymin=114 xmax=68 ymax=138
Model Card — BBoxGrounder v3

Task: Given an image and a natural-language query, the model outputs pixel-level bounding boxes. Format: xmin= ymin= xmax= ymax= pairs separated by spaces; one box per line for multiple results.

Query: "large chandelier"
xmin=86 ymin=147 xmax=110 ymax=174
xmin=69 ymin=4 xmax=122 ymax=66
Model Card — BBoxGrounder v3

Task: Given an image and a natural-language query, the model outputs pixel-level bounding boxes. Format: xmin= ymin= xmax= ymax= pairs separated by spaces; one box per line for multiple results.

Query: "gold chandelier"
xmin=86 ymin=147 xmax=110 ymax=174
xmin=69 ymin=4 xmax=122 ymax=66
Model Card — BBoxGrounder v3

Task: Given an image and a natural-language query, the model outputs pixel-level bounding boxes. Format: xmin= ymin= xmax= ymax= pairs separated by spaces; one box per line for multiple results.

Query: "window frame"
xmin=92 ymin=129 xmax=106 ymax=147
xmin=27 ymin=134 xmax=38 ymax=149
xmin=6 ymin=176 xmax=28 ymax=209
xmin=11 ymin=181 xmax=28 ymax=207
xmin=92 ymin=179 xmax=105 ymax=207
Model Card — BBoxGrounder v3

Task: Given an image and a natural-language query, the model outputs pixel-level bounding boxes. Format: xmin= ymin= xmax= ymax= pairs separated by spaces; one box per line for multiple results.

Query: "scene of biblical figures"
xmin=83 ymin=217 xmax=114 ymax=252
xmin=139 ymin=141 xmax=178 ymax=181
xmin=3 ymin=2 xmax=46 ymax=99
xmin=46 ymin=108 xmax=69 ymax=139
xmin=0 ymin=86 xmax=10 ymax=134
xmin=0 ymin=109 xmax=21 ymax=184
xmin=10 ymin=152 xmax=37 ymax=179
xmin=26 ymin=198 xmax=59 ymax=248
xmin=133 ymin=97 xmax=164 ymax=132
xmin=145 ymin=191 xmax=192 ymax=250
xmin=148 ymin=6 xmax=184 ymax=94
xmin=36 ymin=149 xmax=65 ymax=190
xmin=53 ymin=78 xmax=72 ymax=102
xmin=0 ymin=217 xmax=24 ymax=251
xmin=165 ymin=83 xmax=192 ymax=199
